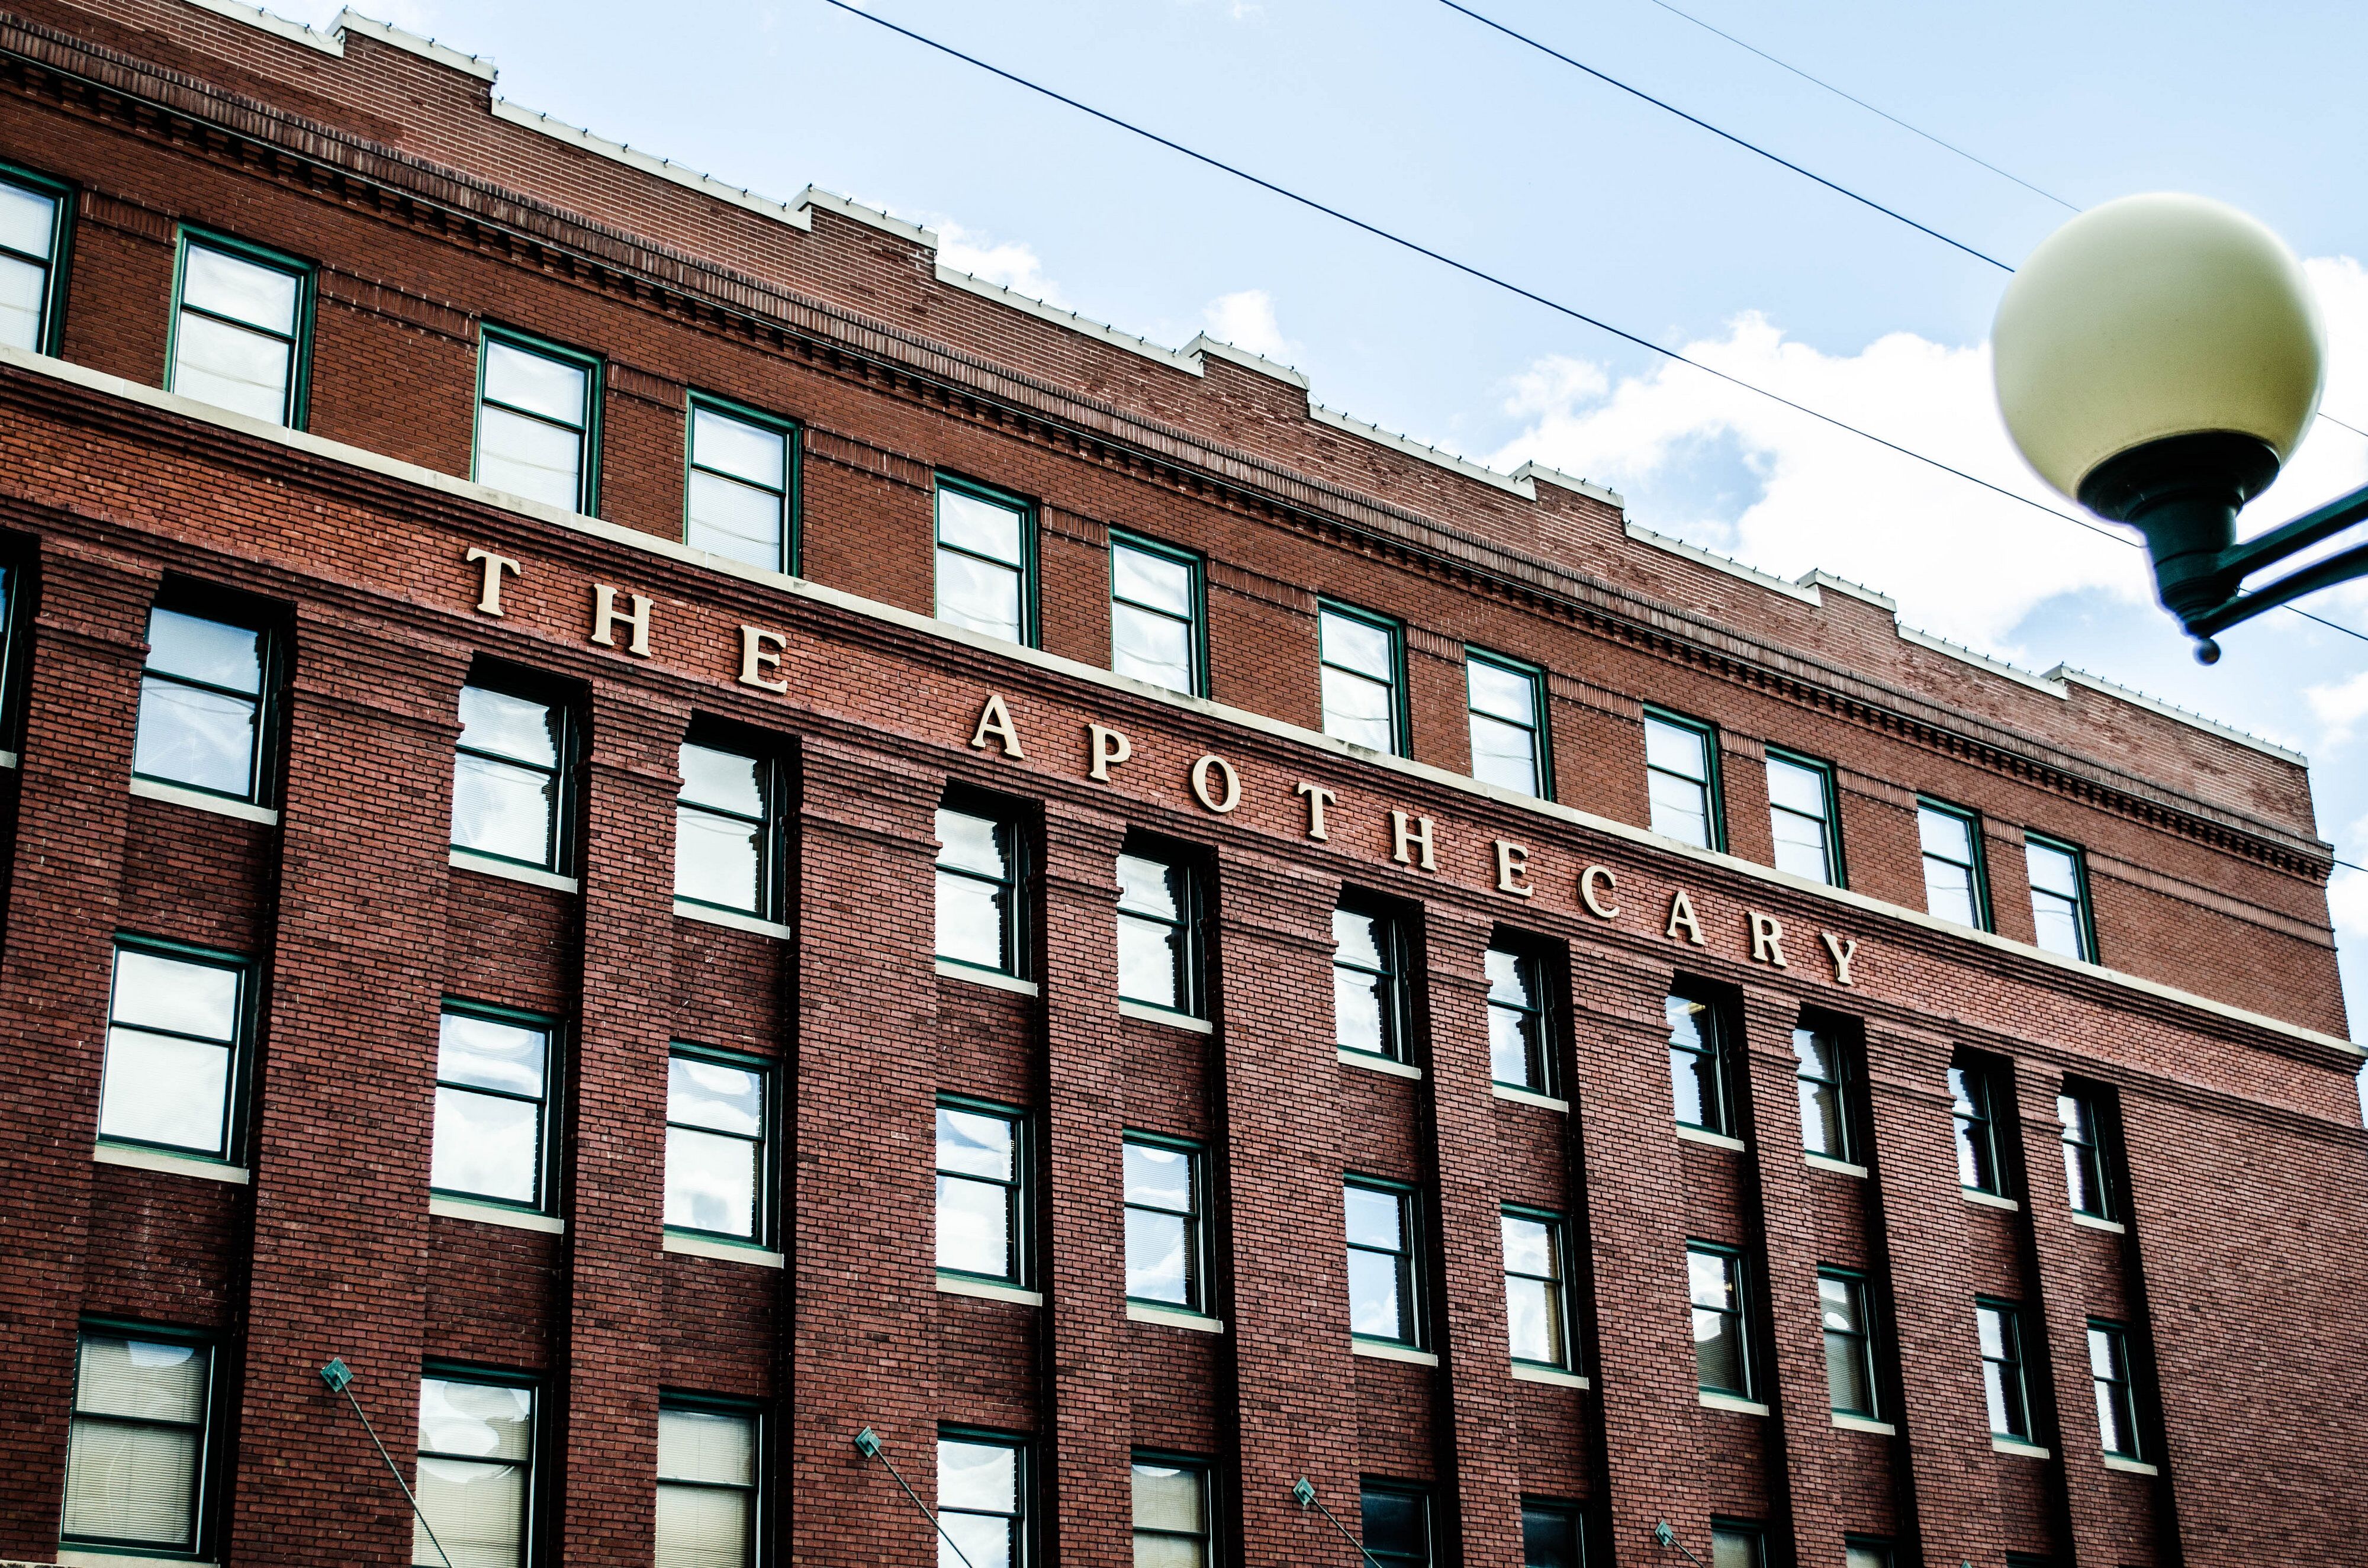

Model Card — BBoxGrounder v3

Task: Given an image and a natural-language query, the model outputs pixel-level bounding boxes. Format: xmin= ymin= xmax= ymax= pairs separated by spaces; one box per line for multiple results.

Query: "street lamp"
xmin=1992 ymin=192 xmax=2368 ymax=662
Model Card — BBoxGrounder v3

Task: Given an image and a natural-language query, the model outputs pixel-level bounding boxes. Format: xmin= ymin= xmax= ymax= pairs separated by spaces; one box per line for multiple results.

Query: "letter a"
xmin=971 ymin=694 xmax=1024 ymax=758
xmin=1666 ymin=890 xmax=1707 ymax=947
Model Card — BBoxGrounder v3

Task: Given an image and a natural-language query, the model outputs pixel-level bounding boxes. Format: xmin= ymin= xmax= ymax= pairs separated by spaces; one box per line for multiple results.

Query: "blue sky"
xmin=285 ymin=0 xmax=2368 ymax=1040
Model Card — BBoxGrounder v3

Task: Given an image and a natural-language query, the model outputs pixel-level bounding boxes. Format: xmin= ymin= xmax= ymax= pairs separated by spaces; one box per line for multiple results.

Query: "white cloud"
xmin=1200 ymin=288 xmax=1296 ymax=363
xmin=2311 ymin=669 xmax=2368 ymax=749
xmin=932 ymin=221 xmax=1065 ymax=308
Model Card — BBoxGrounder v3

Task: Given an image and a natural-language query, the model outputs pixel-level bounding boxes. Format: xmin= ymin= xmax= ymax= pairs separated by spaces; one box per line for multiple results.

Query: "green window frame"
xmin=1764 ymin=747 xmax=1843 ymax=886
xmin=1818 ymin=1268 xmax=1880 ymax=1418
xmin=1643 ymin=707 xmax=1723 ymax=850
xmin=451 ymin=668 xmax=577 ymax=876
xmin=430 ymin=1000 xmax=561 ymax=1213
xmin=166 ymin=227 xmax=313 ymax=429
xmin=99 ymin=935 xmax=251 ymax=1165
xmin=1331 ymin=899 xmax=1411 ymax=1065
xmin=935 ymin=798 xmax=1027 ymax=980
xmin=1109 ymin=530 xmax=1205 ymax=697
xmin=935 ymin=474 xmax=1038 ymax=648
xmin=1976 ymin=1299 xmax=2032 ymax=1440
xmin=664 ymin=1044 xmax=774 ymax=1247
xmin=1520 ymin=1499 xmax=1585 ymax=1568
xmin=2025 ymin=833 xmax=2097 ymax=962
xmin=1116 ymin=846 xmax=1203 ymax=1019
xmin=1917 ymin=799 xmax=1991 ymax=931
xmin=2056 ymin=1084 xmax=2114 ymax=1220
xmin=1791 ymin=1023 xmax=1858 ymax=1164
xmin=1359 ymin=1479 xmax=1433 ymax=1567
xmin=474 ymin=324 xmax=602 ymax=514
xmin=133 ymin=588 xmax=280 ymax=806
xmin=936 ymin=1093 xmax=1031 ymax=1287
xmin=657 ymin=1393 xmax=762 ymax=1568
xmin=684 ymin=391 xmax=800 ymax=575
xmin=1123 ymin=1131 xmax=1208 ymax=1313
xmin=1344 ymin=1176 xmax=1424 ymax=1350
xmin=1486 ymin=942 xmax=1555 ymax=1096
xmin=1501 ymin=1205 xmax=1573 ymax=1371
xmin=0 ymin=552 xmax=28 ymax=755
xmin=63 ymin=1318 xmax=217 ymax=1560
xmin=1130 ymin=1450 xmax=1216 ymax=1567
xmin=2086 ymin=1318 xmax=2142 ymax=1460
xmin=938 ymin=1426 xmax=1031 ymax=1568
xmin=1666 ymin=992 xmax=1733 ymax=1138
xmin=1466 ymin=648 xmax=1552 ymax=799
xmin=1688 ymin=1242 xmax=1755 ymax=1398
xmin=0 ymin=159 xmax=73 ymax=356
xmin=674 ymin=734 xmax=787 ymax=922
xmin=1317 ymin=600 xmax=1408 ymax=756
xmin=415 ymin=1363 xmax=538 ymax=1568
xmin=1949 ymin=1061 xmax=2010 ymax=1197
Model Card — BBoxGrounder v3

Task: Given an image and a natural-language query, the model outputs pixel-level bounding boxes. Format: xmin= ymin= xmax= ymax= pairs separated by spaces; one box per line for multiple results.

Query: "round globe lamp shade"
xmin=1992 ymin=192 xmax=2324 ymax=503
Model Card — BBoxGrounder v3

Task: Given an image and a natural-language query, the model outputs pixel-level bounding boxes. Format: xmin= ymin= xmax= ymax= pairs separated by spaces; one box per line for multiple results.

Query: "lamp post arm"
xmin=2189 ymin=535 xmax=2368 ymax=639
xmin=2213 ymin=479 xmax=2368 ymax=579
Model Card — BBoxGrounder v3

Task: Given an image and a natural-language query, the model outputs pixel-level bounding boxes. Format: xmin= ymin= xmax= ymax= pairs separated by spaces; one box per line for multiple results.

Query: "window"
xmin=2087 ymin=1320 xmax=2142 ymax=1459
xmin=675 ymin=740 xmax=781 ymax=919
xmin=935 ymin=478 xmax=1033 ymax=646
xmin=1643 ymin=709 xmax=1720 ymax=849
xmin=1819 ymin=1271 xmax=1878 ymax=1418
xmin=1843 ymin=1541 xmax=1893 ymax=1568
xmin=1110 ymin=534 xmax=1202 ymax=696
xmin=1950 ymin=1063 xmax=2009 ymax=1197
xmin=1502 ymin=1208 xmax=1571 ymax=1370
xmin=2026 ymin=836 xmax=2094 ymax=961
xmin=1117 ymin=851 xmax=1201 ymax=1017
xmin=1520 ymin=1501 xmax=1584 ymax=1568
xmin=1359 ymin=1482 xmax=1431 ymax=1567
xmin=475 ymin=330 xmax=599 ymax=513
xmin=133 ymin=601 xmax=274 ymax=803
xmin=1332 ymin=903 xmax=1409 ymax=1064
xmin=1976 ymin=1300 xmax=2032 ymax=1440
xmin=935 ymin=804 xmax=1023 ymax=978
xmin=1765 ymin=749 xmax=1841 ymax=884
xmin=168 ymin=233 xmax=309 ymax=427
xmin=665 ymin=1048 xmax=771 ymax=1244
xmin=1468 ymin=652 xmax=1549 ymax=797
xmin=1688 ymin=1244 xmax=1754 ymax=1398
xmin=99 ymin=940 xmax=246 ymax=1161
xmin=1709 ymin=1524 xmax=1764 ymax=1568
xmin=1917 ymin=801 xmax=1989 ymax=930
xmin=1667 ymin=994 xmax=1733 ymax=1138
xmin=657 ymin=1400 xmax=760 ymax=1568
xmin=451 ymin=677 xmax=571 ymax=874
xmin=2056 ymin=1088 xmax=2112 ymax=1220
xmin=63 ymin=1326 xmax=214 ymax=1556
xmin=1124 ymin=1135 xmax=1206 ymax=1312
xmin=1344 ymin=1179 xmax=1423 ymax=1348
xmin=938 ymin=1429 xmax=1028 ymax=1568
xmin=415 ymin=1371 xmax=536 ymax=1568
xmin=1793 ymin=1025 xmax=1857 ymax=1163
xmin=431 ymin=1005 xmax=556 ymax=1210
xmin=1131 ymin=1453 xmax=1213 ymax=1567
xmin=937 ymin=1098 xmax=1028 ymax=1286
xmin=1318 ymin=603 xmax=1404 ymax=755
xmin=685 ymin=396 xmax=796 ymax=573
xmin=0 ymin=165 xmax=69 ymax=353
xmin=1487 ymin=945 xmax=1555 ymax=1095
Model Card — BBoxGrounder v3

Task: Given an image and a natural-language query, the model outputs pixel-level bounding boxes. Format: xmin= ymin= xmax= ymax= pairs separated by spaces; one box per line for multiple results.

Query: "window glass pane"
xmin=483 ymin=340 xmax=586 ymax=425
xmin=421 ymin=1377 xmax=535 ymax=1459
xmin=940 ymin=1511 xmax=1013 ymax=1568
xmin=1919 ymin=807 xmax=1973 ymax=862
xmin=936 ymin=810 xmax=1008 ymax=880
xmin=1321 ymin=610 xmax=1395 ymax=681
xmin=432 ymin=1087 xmax=540 ymax=1203
xmin=1491 ymin=1003 xmax=1540 ymax=1087
xmin=1643 ymin=716 xmax=1708 ymax=780
xmin=935 ymin=543 xmax=1027 ymax=638
xmin=1648 ymin=768 xmax=1711 ymax=847
xmin=182 ymin=244 xmax=297 ymax=333
xmin=0 ymin=179 xmax=56 ymax=260
xmin=439 ymin=1013 xmax=548 ymax=1097
xmin=1343 ymin=1185 xmax=1402 ymax=1251
xmin=935 ymin=872 xmax=1009 ymax=970
xmin=135 ymin=675 xmax=259 ymax=796
xmin=1346 ymin=1248 xmax=1404 ymax=1338
xmin=1114 ymin=543 xmax=1193 ymax=616
xmin=1506 ymin=1276 xmax=1558 ymax=1364
xmin=937 ymin=1107 xmax=1014 ymax=1180
xmin=671 ymin=1057 xmax=763 ymax=1136
xmin=937 ymin=1437 xmax=1016 ymax=1507
xmin=1360 ymin=1488 xmax=1426 ymax=1560
xmin=1501 ymin=1215 xmax=1553 ymax=1277
xmin=691 ymin=407 xmax=784 ymax=488
xmin=416 ymin=1456 xmax=526 ymax=1568
xmin=1333 ymin=966 xmax=1388 ymax=1054
xmin=1124 ymin=1141 xmax=1192 ymax=1211
xmin=2032 ymin=893 xmax=2083 ymax=959
xmin=451 ymin=754 xmax=557 ymax=865
xmin=460 ymin=686 xmax=561 ymax=768
xmin=174 ymin=310 xmax=292 ymax=424
xmin=1485 ymin=948 xmax=1531 ymax=1007
xmin=1132 ymin=1461 xmax=1204 ymax=1531
xmin=665 ymin=1125 xmax=758 ymax=1235
xmin=1117 ymin=912 xmax=1182 ymax=1009
xmin=687 ymin=470 xmax=785 ymax=571
xmin=1321 ymin=664 xmax=1396 ymax=751
xmin=63 ymin=1420 xmax=199 ymax=1546
xmin=112 ymin=949 xmax=239 ymax=1039
xmin=1976 ymin=1307 xmax=2007 ymax=1360
xmin=1845 ymin=1546 xmax=1891 ymax=1568
xmin=655 ymin=1483 xmax=751 ymax=1568
xmin=1765 ymin=755 xmax=1827 ymax=817
xmin=1710 ymin=1529 xmax=1759 ymax=1568
xmin=147 ymin=608 xmax=263 ymax=693
xmin=1521 ymin=1506 xmax=1580 ymax=1568
xmin=1471 ymin=711 xmax=1539 ymax=794
xmin=1125 ymin=1208 xmax=1190 ymax=1303
xmin=935 ymin=1176 xmax=1012 ymax=1276
xmin=675 ymin=807 xmax=762 ymax=910
xmin=1113 ymin=601 xmax=1193 ymax=693
xmin=99 ymin=1028 xmax=230 ymax=1151
xmin=938 ymin=488 xmax=1024 ymax=565
xmin=1826 ymin=1341 xmax=1872 ymax=1412
xmin=1770 ymin=807 xmax=1831 ymax=883
xmin=1468 ymin=659 xmax=1534 ymax=724
xmin=78 ymin=1335 xmax=207 ymax=1421
xmin=477 ymin=403 xmax=585 ymax=511
xmin=0 ymin=250 xmax=46 ymax=350
xmin=659 ymin=1408 xmax=757 ymax=1485
xmin=1117 ymin=855 xmax=1182 ymax=920
xmin=1332 ymin=908 xmax=1383 ymax=971
xmin=1923 ymin=857 xmax=1978 ymax=928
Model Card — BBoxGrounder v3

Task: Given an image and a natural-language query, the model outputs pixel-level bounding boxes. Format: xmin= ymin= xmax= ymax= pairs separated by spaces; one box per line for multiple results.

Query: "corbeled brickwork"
xmin=0 ymin=4 xmax=2361 ymax=1567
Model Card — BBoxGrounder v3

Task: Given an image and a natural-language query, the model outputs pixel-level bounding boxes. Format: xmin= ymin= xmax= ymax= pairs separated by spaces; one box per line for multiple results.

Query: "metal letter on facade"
xmin=1579 ymin=865 xmax=1620 ymax=920
xmin=465 ymin=546 xmax=521 ymax=616
xmin=970 ymin=694 xmax=1025 ymax=758
xmin=1088 ymin=723 xmax=1131 ymax=782
xmin=1666 ymin=889 xmax=1707 ymax=947
xmin=1191 ymin=755 xmax=1240 ymax=813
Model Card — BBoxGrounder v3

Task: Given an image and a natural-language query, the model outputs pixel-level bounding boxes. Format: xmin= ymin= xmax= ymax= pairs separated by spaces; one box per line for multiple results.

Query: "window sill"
xmin=131 ymin=776 xmax=279 ymax=825
xmin=1962 ymin=1189 xmax=2021 ymax=1212
xmin=935 ymin=958 xmax=1040 ymax=997
xmin=1337 ymin=1048 xmax=1423 ymax=1080
xmin=59 ymin=1553 xmax=220 ymax=1568
xmin=1352 ymin=1338 xmax=1439 ymax=1367
xmin=674 ymin=901 xmax=793 ymax=941
xmin=1698 ymin=1390 xmax=1769 ymax=1416
xmin=1830 ymin=1413 xmax=1896 ymax=1436
xmin=664 ymin=1231 xmax=784 ymax=1268
xmin=1804 ymin=1152 xmax=1869 ymax=1179
xmin=1491 ymin=1083 xmax=1568 ymax=1113
xmin=449 ymin=849 xmax=579 ymax=894
xmin=1675 ymin=1125 xmax=1746 ymax=1153
xmin=1117 ymin=999 xmax=1214 ymax=1033
xmin=95 ymin=1142 xmax=249 ymax=1185
xmin=2102 ymin=1454 xmax=2159 ymax=1476
xmin=430 ymin=1193 xmax=565 ymax=1234
xmin=1991 ymin=1436 xmax=2051 ymax=1459
xmin=1128 ymin=1300 xmax=1224 ymax=1333
xmin=2070 ymin=1212 xmax=2126 ymax=1234
xmin=936 ymin=1272 xmax=1042 ymax=1306
xmin=1510 ymin=1363 xmax=1589 ymax=1389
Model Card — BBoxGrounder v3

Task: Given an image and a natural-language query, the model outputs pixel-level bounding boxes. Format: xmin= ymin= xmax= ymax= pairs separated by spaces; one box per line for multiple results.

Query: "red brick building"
xmin=0 ymin=5 xmax=2360 ymax=1566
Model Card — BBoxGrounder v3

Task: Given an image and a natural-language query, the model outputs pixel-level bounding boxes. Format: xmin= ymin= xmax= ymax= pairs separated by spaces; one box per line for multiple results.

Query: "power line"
xmin=1633 ymin=0 xmax=2080 ymax=212
xmin=816 ymin=1 xmax=2368 ymax=652
xmin=1431 ymin=0 xmax=2013 ymax=273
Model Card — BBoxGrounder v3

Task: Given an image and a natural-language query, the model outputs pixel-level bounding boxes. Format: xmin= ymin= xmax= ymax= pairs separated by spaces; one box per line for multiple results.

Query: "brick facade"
xmin=0 ymin=4 xmax=2360 ymax=1565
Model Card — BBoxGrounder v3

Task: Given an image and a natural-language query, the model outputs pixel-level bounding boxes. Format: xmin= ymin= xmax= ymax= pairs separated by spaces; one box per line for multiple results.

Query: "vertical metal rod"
xmin=319 ymin=1360 xmax=454 ymax=1568
xmin=854 ymin=1427 xmax=979 ymax=1568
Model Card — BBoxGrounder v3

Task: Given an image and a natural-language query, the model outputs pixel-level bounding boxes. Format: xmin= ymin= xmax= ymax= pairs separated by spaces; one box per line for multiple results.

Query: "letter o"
xmin=1189 ymin=755 xmax=1240 ymax=814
